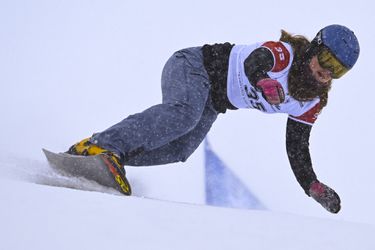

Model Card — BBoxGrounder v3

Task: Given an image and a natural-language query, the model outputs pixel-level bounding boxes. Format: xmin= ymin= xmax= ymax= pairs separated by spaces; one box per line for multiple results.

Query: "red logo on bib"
xmin=262 ymin=41 xmax=290 ymax=72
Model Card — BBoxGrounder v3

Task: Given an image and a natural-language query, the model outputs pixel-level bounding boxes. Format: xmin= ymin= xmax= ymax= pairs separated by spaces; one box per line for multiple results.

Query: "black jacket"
xmin=202 ymin=43 xmax=317 ymax=195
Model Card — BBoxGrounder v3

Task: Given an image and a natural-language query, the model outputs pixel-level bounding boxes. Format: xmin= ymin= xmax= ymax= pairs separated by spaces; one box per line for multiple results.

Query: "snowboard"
xmin=42 ymin=149 xmax=131 ymax=195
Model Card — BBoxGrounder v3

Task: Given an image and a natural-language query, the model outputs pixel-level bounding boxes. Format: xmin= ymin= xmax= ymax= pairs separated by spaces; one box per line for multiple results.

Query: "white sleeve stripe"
xmin=288 ymin=116 xmax=314 ymax=126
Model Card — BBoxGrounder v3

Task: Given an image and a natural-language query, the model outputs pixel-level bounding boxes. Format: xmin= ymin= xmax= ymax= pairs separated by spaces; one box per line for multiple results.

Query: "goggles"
xmin=317 ymin=49 xmax=349 ymax=79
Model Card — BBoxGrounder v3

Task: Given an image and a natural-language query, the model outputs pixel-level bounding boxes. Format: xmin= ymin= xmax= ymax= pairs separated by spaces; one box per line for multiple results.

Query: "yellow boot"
xmin=68 ymin=137 xmax=110 ymax=156
xmin=67 ymin=137 xmax=131 ymax=195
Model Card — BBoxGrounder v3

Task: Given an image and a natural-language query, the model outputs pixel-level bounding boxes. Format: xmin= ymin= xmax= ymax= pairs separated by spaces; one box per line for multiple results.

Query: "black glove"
xmin=309 ymin=181 xmax=341 ymax=213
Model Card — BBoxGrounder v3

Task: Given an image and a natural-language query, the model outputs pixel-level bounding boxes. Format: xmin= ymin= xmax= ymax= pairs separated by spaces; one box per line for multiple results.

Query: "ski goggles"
xmin=317 ymin=49 xmax=349 ymax=79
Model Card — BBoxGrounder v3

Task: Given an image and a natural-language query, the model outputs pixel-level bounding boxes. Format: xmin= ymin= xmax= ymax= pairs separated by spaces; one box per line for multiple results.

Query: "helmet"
xmin=312 ymin=25 xmax=360 ymax=71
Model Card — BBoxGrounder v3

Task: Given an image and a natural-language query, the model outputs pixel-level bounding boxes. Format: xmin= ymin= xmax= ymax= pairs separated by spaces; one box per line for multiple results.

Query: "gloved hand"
xmin=256 ymin=78 xmax=285 ymax=105
xmin=309 ymin=181 xmax=341 ymax=214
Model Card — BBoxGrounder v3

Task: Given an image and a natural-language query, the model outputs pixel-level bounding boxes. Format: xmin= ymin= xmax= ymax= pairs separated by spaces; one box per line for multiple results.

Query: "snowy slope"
xmin=1 ymin=179 xmax=374 ymax=250
xmin=1 ymin=0 xmax=375 ymax=248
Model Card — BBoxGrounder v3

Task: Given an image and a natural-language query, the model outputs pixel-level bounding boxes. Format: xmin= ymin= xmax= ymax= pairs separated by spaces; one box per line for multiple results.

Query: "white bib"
xmin=226 ymin=42 xmax=320 ymax=124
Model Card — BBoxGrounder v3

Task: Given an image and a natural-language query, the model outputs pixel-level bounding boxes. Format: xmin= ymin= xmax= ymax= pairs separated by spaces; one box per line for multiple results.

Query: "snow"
xmin=1 ymin=179 xmax=374 ymax=250
xmin=1 ymin=0 xmax=375 ymax=249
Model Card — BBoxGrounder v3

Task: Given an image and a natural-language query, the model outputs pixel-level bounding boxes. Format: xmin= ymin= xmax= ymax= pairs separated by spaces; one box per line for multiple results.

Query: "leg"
xmin=91 ymin=47 xmax=211 ymax=163
xmin=125 ymin=98 xmax=218 ymax=166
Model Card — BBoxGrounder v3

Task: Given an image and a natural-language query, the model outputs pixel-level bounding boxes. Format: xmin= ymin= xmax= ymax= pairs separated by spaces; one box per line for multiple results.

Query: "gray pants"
xmin=91 ymin=47 xmax=218 ymax=166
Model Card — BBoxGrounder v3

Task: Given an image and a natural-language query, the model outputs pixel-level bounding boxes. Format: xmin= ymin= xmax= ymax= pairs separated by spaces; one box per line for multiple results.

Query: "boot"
xmin=68 ymin=137 xmax=131 ymax=195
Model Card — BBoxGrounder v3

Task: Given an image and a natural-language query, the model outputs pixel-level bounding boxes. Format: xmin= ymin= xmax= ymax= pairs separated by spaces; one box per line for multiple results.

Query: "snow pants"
xmin=91 ymin=47 xmax=218 ymax=166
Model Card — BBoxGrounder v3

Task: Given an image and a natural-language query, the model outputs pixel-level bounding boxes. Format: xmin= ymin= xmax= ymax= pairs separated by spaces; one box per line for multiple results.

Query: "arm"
xmin=245 ymin=41 xmax=291 ymax=84
xmin=244 ymin=47 xmax=274 ymax=85
xmin=285 ymin=117 xmax=317 ymax=194
xmin=244 ymin=43 xmax=290 ymax=104
xmin=286 ymin=117 xmax=341 ymax=213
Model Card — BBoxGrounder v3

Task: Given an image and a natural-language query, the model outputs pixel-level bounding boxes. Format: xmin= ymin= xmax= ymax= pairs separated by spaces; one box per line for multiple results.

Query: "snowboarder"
xmin=67 ymin=24 xmax=360 ymax=213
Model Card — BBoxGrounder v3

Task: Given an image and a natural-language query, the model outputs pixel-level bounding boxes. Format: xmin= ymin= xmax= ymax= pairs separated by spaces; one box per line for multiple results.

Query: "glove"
xmin=256 ymin=78 xmax=285 ymax=105
xmin=309 ymin=181 xmax=341 ymax=214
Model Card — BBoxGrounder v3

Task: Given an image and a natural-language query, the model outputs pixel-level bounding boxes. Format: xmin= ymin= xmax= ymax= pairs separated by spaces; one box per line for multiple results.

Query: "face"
xmin=309 ymin=55 xmax=332 ymax=84
xmin=288 ymin=53 xmax=332 ymax=102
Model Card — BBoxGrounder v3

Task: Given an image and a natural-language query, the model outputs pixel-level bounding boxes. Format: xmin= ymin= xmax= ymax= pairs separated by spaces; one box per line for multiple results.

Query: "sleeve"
xmin=286 ymin=117 xmax=318 ymax=195
xmin=244 ymin=47 xmax=274 ymax=86
xmin=261 ymin=41 xmax=291 ymax=72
